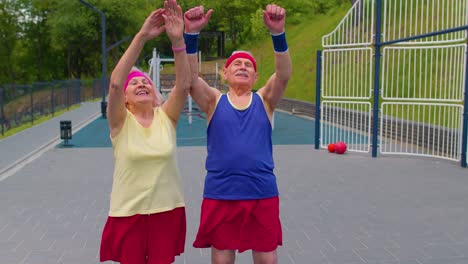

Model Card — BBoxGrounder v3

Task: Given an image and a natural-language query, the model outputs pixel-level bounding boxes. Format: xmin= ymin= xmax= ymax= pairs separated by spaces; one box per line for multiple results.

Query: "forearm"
xmin=186 ymin=46 xmax=217 ymax=114
xmin=162 ymin=39 xmax=191 ymax=124
xmin=188 ymin=54 xmax=199 ymax=85
xmin=258 ymin=30 xmax=292 ymax=110
xmin=172 ymin=38 xmax=191 ymax=95
xmin=272 ymin=32 xmax=291 ymax=81
xmin=184 ymin=32 xmax=200 ymax=85
xmin=274 ymin=51 xmax=292 ymax=82
xmin=108 ymin=33 xmax=146 ymax=121
xmin=109 ymin=33 xmax=146 ymax=90
xmin=107 ymin=33 xmax=147 ymax=135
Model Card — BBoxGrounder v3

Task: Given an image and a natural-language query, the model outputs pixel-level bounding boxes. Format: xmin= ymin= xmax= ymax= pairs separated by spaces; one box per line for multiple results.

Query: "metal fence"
xmin=0 ymin=78 xmax=107 ymax=136
xmin=316 ymin=0 xmax=468 ymax=167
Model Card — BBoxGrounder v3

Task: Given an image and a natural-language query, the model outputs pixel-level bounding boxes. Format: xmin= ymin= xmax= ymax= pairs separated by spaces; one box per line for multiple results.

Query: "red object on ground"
xmin=327 ymin=143 xmax=335 ymax=153
xmin=334 ymin=141 xmax=347 ymax=154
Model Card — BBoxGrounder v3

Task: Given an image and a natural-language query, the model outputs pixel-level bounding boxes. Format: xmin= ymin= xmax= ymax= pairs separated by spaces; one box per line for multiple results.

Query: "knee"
xmin=212 ymin=256 xmax=235 ymax=264
xmin=211 ymin=247 xmax=235 ymax=264
xmin=253 ymin=250 xmax=278 ymax=264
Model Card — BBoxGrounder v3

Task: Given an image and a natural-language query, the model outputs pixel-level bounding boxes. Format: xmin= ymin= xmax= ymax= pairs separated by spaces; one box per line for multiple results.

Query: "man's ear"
xmin=253 ymin=72 xmax=259 ymax=84
xmin=222 ymin=67 xmax=228 ymax=80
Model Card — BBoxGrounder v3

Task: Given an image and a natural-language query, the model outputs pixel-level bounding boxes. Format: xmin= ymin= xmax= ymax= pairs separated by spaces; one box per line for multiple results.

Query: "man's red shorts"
xmin=100 ymin=207 xmax=186 ymax=264
xmin=193 ymin=197 xmax=282 ymax=253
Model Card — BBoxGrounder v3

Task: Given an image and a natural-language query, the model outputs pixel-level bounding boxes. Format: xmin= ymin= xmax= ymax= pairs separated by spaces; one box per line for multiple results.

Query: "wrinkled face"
xmin=125 ymin=76 xmax=154 ymax=105
xmin=224 ymin=58 xmax=258 ymax=87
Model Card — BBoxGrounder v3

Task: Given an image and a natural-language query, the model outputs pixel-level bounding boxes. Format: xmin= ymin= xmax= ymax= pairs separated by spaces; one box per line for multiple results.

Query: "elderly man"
xmin=184 ymin=4 xmax=292 ymax=264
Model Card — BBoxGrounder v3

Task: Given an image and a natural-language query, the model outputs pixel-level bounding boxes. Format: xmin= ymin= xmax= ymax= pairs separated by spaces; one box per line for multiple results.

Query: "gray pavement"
xmin=1 ymin=104 xmax=468 ymax=264
xmin=0 ymin=101 xmax=101 ymax=181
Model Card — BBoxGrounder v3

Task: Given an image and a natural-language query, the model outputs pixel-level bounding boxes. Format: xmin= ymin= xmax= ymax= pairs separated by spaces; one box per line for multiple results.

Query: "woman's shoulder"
xmin=154 ymin=106 xmax=173 ymax=123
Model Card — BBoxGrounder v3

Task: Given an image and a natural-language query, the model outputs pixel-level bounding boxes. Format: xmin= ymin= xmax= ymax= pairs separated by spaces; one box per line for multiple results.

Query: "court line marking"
xmin=0 ymin=112 xmax=101 ymax=182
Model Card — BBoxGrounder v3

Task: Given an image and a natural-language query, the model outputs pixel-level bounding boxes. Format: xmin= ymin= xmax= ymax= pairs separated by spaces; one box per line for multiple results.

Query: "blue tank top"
xmin=204 ymin=93 xmax=279 ymax=200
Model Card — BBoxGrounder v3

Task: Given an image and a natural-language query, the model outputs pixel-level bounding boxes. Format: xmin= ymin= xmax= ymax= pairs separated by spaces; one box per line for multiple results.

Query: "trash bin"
xmin=101 ymin=101 xmax=108 ymax=119
xmin=60 ymin=120 xmax=72 ymax=145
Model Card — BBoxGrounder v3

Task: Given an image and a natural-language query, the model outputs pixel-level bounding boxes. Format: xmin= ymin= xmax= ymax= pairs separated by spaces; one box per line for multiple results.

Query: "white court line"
xmin=0 ymin=112 xmax=101 ymax=182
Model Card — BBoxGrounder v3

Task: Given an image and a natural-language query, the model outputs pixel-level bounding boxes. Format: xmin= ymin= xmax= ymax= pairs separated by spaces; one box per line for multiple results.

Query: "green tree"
xmin=16 ymin=0 xmax=65 ymax=82
xmin=47 ymin=0 xmax=99 ymax=78
xmin=98 ymin=0 xmax=150 ymax=70
xmin=0 ymin=0 xmax=350 ymax=85
xmin=47 ymin=0 xmax=153 ymax=79
xmin=0 ymin=0 xmax=22 ymax=84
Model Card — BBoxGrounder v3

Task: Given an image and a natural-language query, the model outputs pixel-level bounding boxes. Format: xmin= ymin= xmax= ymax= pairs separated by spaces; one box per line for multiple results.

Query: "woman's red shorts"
xmin=100 ymin=207 xmax=186 ymax=264
xmin=193 ymin=197 xmax=282 ymax=253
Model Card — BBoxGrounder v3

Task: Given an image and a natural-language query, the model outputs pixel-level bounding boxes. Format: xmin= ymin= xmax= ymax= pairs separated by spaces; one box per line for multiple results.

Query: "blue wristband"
xmin=184 ymin=32 xmax=199 ymax=54
xmin=271 ymin=32 xmax=288 ymax=52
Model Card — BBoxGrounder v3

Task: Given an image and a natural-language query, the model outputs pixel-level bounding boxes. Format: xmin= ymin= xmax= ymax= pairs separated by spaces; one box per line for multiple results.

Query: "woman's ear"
xmin=124 ymin=94 xmax=128 ymax=104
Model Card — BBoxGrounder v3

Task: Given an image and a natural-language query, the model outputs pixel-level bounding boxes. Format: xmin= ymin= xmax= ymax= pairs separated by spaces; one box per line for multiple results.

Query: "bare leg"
xmin=211 ymin=247 xmax=236 ymax=264
xmin=252 ymin=250 xmax=278 ymax=264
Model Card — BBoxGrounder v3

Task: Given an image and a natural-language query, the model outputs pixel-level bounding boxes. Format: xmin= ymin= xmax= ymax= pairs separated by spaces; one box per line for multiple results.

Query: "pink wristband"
xmin=172 ymin=44 xmax=186 ymax=53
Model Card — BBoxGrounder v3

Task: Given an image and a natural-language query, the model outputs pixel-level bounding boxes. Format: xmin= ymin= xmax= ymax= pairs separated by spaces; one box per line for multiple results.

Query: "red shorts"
xmin=193 ymin=197 xmax=282 ymax=253
xmin=100 ymin=207 xmax=186 ymax=264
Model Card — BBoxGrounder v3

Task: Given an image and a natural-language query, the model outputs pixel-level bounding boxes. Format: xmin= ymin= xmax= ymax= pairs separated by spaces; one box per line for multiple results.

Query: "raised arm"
xmin=183 ymin=6 xmax=220 ymax=117
xmin=161 ymin=0 xmax=191 ymax=125
xmin=107 ymin=9 xmax=165 ymax=137
xmin=257 ymin=4 xmax=292 ymax=116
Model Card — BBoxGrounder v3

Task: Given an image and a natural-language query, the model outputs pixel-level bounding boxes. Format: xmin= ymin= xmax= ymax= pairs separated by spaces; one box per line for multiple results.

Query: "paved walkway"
xmin=1 ymin=103 xmax=468 ymax=264
xmin=0 ymin=101 xmax=101 ymax=181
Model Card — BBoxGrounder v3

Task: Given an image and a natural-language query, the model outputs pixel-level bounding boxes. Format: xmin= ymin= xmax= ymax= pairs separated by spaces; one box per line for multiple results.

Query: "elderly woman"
xmin=99 ymin=1 xmax=190 ymax=264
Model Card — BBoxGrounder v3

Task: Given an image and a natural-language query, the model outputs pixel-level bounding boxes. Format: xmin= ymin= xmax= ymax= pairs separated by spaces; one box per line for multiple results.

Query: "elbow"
xmin=189 ymin=76 xmax=202 ymax=91
xmin=109 ymin=80 xmax=123 ymax=93
xmin=178 ymin=77 xmax=191 ymax=96
xmin=109 ymin=73 xmax=124 ymax=92
xmin=189 ymin=73 xmax=199 ymax=86
xmin=183 ymin=79 xmax=191 ymax=95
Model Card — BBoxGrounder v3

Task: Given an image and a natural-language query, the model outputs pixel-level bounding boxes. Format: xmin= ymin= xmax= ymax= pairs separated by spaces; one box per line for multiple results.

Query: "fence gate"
xmin=319 ymin=0 xmax=468 ymax=165
xmin=321 ymin=0 xmax=375 ymax=153
xmin=378 ymin=0 xmax=467 ymax=162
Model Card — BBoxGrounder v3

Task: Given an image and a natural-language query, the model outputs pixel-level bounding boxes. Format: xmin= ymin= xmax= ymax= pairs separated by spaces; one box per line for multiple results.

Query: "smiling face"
xmin=125 ymin=76 xmax=154 ymax=106
xmin=224 ymin=58 xmax=258 ymax=88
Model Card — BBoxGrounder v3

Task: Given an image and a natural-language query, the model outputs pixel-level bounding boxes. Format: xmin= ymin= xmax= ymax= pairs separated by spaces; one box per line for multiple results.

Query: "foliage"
xmin=0 ymin=0 xmax=350 ymax=102
xmin=0 ymin=0 xmax=22 ymax=84
xmin=246 ymin=2 xmax=351 ymax=102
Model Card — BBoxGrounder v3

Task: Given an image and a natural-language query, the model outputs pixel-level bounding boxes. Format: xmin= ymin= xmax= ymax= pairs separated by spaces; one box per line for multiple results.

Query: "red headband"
xmin=224 ymin=51 xmax=257 ymax=72
xmin=124 ymin=71 xmax=153 ymax=91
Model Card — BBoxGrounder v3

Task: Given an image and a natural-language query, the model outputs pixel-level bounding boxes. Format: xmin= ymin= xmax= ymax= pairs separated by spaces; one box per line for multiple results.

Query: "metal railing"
xmin=317 ymin=0 xmax=468 ymax=167
xmin=0 ymin=78 xmax=107 ymax=136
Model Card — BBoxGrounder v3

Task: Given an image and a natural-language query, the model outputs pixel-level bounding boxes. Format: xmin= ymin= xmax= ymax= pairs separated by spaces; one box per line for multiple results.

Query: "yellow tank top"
xmin=108 ymin=107 xmax=185 ymax=217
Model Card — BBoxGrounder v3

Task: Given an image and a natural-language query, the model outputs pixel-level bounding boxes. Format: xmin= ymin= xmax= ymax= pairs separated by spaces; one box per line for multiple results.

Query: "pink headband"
xmin=224 ymin=51 xmax=257 ymax=72
xmin=124 ymin=71 xmax=153 ymax=91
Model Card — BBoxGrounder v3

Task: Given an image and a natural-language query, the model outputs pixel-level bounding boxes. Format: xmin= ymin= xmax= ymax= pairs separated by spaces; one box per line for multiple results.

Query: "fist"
xmin=263 ymin=4 xmax=286 ymax=35
xmin=184 ymin=6 xmax=213 ymax=34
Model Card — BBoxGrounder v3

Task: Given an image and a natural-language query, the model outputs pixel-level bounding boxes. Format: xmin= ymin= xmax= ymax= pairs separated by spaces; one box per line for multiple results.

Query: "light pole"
xmin=78 ymin=0 xmax=107 ymax=118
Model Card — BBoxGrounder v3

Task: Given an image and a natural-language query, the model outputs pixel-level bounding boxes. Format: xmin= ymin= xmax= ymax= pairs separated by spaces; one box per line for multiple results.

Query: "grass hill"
xmin=243 ymin=3 xmax=352 ymax=103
